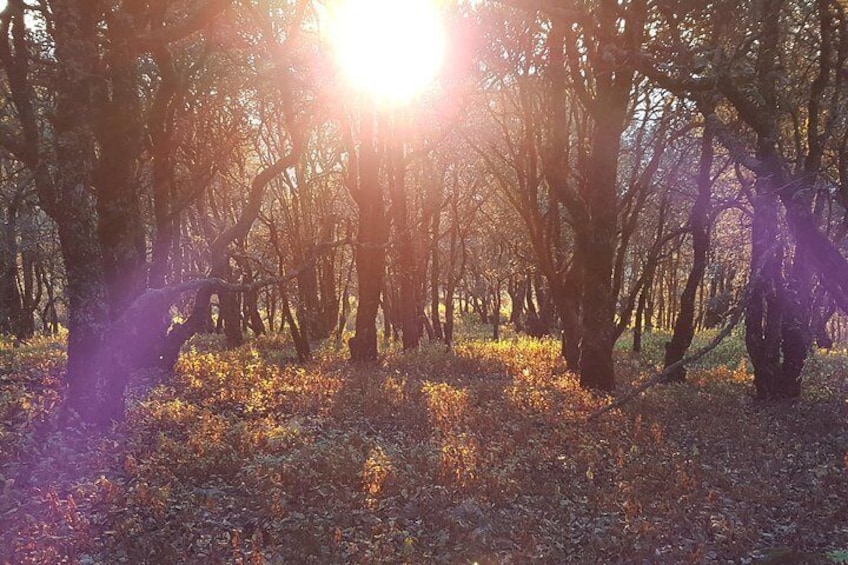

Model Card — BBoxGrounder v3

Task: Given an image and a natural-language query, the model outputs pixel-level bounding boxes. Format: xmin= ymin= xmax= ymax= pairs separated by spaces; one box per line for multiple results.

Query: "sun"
xmin=324 ymin=0 xmax=447 ymax=106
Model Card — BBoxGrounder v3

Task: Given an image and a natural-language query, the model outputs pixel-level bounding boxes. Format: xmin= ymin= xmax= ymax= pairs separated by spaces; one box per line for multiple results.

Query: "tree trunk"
xmin=632 ymin=283 xmax=647 ymax=353
xmin=476 ymin=294 xmax=490 ymax=325
xmin=492 ymin=281 xmax=501 ymax=341
xmin=558 ymin=262 xmax=582 ymax=370
xmin=812 ymin=299 xmax=835 ymax=349
xmin=745 ymin=187 xmax=806 ymax=400
xmin=536 ymin=273 xmax=554 ymax=334
xmin=95 ymin=10 xmax=147 ymax=317
xmin=576 ymin=106 xmax=622 ymax=392
xmin=282 ymin=289 xmax=311 ymax=362
xmin=507 ymin=276 xmax=526 ymax=331
xmin=317 ymin=215 xmax=341 ymax=338
xmin=296 ymin=263 xmax=321 ymax=340
xmin=217 ymin=260 xmax=243 ymax=348
xmin=745 ymin=190 xmax=785 ymax=397
xmin=442 ymin=206 xmax=463 ymax=347
xmin=59 ymin=217 xmax=112 ymax=423
xmin=349 ymin=111 xmax=386 ymax=362
xmin=430 ymin=220 xmax=443 ymax=340
xmin=52 ymin=1 xmax=114 ymax=423
xmin=577 ymin=230 xmax=616 ymax=391
xmin=663 ymin=125 xmax=714 ymax=382
xmin=388 ymin=121 xmax=420 ymax=350
xmin=336 ymin=258 xmax=354 ymax=347
xmin=444 ymin=283 xmax=456 ymax=346
xmin=160 ymin=285 xmax=215 ymax=371
xmin=525 ymin=271 xmax=537 ymax=317
xmin=16 ymin=207 xmax=40 ymax=339
xmin=0 ymin=203 xmax=24 ymax=337
xmin=240 ymin=264 xmax=266 ymax=336
xmin=573 ymin=0 xmax=644 ymax=392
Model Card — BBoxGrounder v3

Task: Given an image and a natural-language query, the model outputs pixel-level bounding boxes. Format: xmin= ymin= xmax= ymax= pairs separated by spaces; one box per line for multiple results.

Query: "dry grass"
xmin=1 ymin=330 xmax=848 ymax=564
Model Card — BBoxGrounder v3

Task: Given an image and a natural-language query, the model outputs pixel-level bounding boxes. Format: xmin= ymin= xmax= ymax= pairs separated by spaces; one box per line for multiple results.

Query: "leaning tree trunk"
xmin=160 ymin=285 xmax=214 ymax=371
xmin=282 ymin=288 xmax=311 ymax=362
xmin=632 ymin=282 xmax=649 ymax=353
xmin=664 ymin=125 xmax=714 ymax=382
xmin=161 ymin=143 xmax=301 ymax=366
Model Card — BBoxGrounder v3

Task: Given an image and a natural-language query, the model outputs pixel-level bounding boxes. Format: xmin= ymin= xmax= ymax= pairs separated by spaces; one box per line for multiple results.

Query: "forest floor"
xmin=2 ymin=324 xmax=848 ymax=564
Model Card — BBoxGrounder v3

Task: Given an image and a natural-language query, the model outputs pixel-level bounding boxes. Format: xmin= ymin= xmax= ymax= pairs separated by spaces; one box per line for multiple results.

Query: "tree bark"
xmin=0 ymin=200 xmax=24 ymax=337
xmin=51 ymin=1 xmax=114 ymax=423
xmin=240 ymin=263 xmax=266 ymax=336
xmin=282 ymin=288 xmax=311 ymax=362
xmin=507 ymin=276 xmax=525 ymax=330
xmin=430 ymin=212 xmax=443 ymax=340
xmin=663 ymin=125 xmax=714 ymax=382
xmin=316 ymin=215 xmax=341 ymax=338
xmin=745 ymin=192 xmax=800 ymax=400
xmin=349 ymin=110 xmax=387 ymax=361
xmin=492 ymin=281 xmax=502 ymax=340
xmin=576 ymin=103 xmax=623 ymax=391
xmin=558 ymin=262 xmax=582 ymax=370
xmin=387 ymin=119 xmax=420 ymax=350
xmin=94 ymin=6 xmax=148 ymax=317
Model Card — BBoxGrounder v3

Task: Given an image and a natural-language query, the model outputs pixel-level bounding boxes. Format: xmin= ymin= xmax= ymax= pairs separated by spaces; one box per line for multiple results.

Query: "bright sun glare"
xmin=325 ymin=0 xmax=447 ymax=106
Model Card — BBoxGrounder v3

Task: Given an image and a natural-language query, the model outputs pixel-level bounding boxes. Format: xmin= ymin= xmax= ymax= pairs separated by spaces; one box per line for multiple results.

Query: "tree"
xmin=644 ymin=0 xmax=848 ymax=398
xmin=0 ymin=0 xmax=319 ymax=423
xmin=345 ymin=107 xmax=389 ymax=361
xmin=663 ymin=118 xmax=716 ymax=382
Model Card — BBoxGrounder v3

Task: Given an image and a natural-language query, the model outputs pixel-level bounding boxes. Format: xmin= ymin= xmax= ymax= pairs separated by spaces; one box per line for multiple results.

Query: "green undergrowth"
xmin=614 ymin=327 xmax=750 ymax=371
xmin=1 ymin=329 xmax=847 ymax=563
